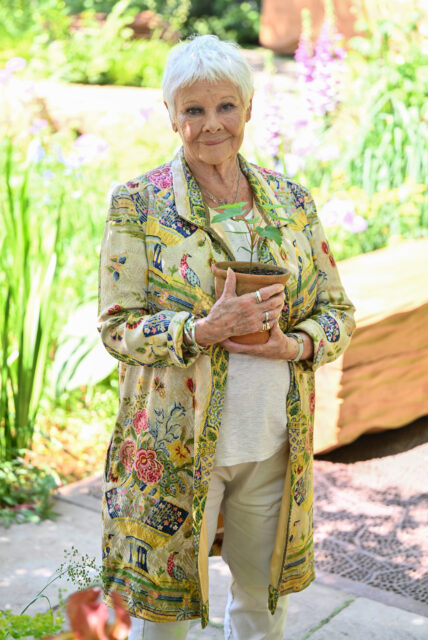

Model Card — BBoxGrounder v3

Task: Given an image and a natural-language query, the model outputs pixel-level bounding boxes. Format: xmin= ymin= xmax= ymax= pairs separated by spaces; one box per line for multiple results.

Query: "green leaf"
xmin=211 ymin=212 xmax=239 ymax=223
xmin=256 ymin=226 xmax=283 ymax=246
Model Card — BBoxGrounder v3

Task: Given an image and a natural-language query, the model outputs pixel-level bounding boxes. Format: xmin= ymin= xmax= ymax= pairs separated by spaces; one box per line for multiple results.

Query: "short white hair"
xmin=162 ymin=35 xmax=254 ymax=119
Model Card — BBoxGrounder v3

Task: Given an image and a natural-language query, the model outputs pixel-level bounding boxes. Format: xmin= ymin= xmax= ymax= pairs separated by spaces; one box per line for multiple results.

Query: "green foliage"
xmin=342 ymin=15 xmax=428 ymax=195
xmin=27 ymin=0 xmax=169 ymax=87
xmin=0 ymin=458 xmax=58 ymax=527
xmin=0 ymin=138 xmax=63 ymax=462
xmin=212 ymin=201 xmax=293 ymax=270
xmin=184 ymin=0 xmax=261 ymax=45
xmin=0 ymin=608 xmax=64 ymax=640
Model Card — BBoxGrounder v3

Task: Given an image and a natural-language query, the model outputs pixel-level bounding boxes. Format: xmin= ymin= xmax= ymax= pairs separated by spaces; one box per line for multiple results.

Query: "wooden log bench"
xmin=314 ymin=237 xmax=428 ymax=454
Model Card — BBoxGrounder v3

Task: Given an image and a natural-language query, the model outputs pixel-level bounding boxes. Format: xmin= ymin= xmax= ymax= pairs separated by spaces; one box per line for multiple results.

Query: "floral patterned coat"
xmin=97 ymin=147 xmax=355 ymax=627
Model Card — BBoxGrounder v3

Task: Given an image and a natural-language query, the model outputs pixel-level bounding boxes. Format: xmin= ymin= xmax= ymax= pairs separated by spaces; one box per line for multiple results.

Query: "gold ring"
xmin=255 ymin=290 xmax=263 ymax=304
xmin=262 ymin=321 xmax=271 ymax=332
xmin=264 ymin=311 xmax=269 ymax=322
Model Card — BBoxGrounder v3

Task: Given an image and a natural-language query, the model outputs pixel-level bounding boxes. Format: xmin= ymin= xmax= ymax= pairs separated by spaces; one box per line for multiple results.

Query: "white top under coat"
xmin=209 ymin=206 xmax=290 ymax=466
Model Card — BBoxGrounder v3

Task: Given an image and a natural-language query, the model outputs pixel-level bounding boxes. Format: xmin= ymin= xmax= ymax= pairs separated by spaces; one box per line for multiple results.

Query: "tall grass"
xmin=0 ymin=139 xmax=63 ymax=461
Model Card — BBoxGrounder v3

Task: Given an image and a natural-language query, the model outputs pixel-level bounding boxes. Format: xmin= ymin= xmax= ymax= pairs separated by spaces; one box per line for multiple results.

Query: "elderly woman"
xmin=97 ymin=35 xmax=355 ymax=640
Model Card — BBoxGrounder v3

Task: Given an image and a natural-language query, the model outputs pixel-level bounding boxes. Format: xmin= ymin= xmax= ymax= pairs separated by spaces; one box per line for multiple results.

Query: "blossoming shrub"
xmin=255 ymin=3 xmax=427 ymax=260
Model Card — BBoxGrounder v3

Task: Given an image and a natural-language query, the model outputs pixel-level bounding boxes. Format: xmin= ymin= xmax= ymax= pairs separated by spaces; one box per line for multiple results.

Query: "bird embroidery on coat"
xmin=167 ymin=552 xmax=187 ymax=581
xmin=180 ymin=253 xmax=200 ymax=287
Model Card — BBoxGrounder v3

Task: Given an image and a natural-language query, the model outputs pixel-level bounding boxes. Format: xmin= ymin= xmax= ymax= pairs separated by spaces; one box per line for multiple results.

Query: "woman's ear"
xmin=164 ymin=101 xmax=178 ymax=132
xmin=245 ymin=97 xmax=253 ymax=123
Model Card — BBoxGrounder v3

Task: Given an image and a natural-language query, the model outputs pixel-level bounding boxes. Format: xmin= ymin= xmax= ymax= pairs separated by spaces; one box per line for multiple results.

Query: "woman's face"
xmin=168 ymin=79 xmax=252 ymax=167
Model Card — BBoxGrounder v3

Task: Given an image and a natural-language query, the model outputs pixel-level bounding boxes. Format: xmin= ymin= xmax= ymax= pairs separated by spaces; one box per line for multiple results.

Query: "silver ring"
xmin=264 ymin=311 xmax=269 ymax=322
xmin=255 ymin=290 xmax=263 ymax=304
xmin=262 ymin=321 xmax=271 ymax=332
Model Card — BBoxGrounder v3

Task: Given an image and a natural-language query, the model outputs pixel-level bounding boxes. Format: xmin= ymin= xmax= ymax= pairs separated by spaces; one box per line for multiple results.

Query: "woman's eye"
xmin=186 ymin=107 xmax=202 ymax=115
xmin=221 ymin=103 xmax=235 ymax=111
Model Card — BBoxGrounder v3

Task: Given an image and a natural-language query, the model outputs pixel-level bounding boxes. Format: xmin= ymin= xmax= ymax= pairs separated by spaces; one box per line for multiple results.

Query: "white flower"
xmin=284 ymin=153 xmax=305 ymax=177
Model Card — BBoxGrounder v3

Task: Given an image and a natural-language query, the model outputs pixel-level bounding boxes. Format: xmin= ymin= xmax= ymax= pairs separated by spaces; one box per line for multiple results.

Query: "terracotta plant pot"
xmin=211 ymin=261 xmax=290 ymax=345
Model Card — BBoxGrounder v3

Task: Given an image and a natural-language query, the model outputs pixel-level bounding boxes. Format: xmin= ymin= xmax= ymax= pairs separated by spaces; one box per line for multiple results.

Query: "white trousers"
xmin=129 ymin=444 xmax=289 ymax=640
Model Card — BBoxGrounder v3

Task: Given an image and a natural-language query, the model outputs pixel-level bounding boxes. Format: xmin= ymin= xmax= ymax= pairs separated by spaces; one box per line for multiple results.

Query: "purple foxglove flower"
xmin=342 ymin=212 xmax=368 ymax=233
xmin=42 ymin=169 xmax=54 ymax=180
xmin=319 ymin=198 xmax=355 ymax=227
xmin=6 ymin=57 xmax=27 ymax=72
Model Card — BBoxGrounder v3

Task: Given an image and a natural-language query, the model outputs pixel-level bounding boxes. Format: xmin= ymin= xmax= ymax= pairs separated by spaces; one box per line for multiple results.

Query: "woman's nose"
xmin=202 ymin=110 xmax=223 ymax=132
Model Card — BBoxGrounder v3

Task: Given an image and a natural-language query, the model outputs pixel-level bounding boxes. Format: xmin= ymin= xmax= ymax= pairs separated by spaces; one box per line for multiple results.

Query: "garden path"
xmin=1 ymin=467 xmax=427 ymax=639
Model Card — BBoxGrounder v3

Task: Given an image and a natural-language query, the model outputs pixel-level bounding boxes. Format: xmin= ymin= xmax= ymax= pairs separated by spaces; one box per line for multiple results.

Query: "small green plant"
xmin=211 ymin=201 xmax=292 ymax=271
xmin=0 ymin=137 xmax=64 ymax=463
xmin=0 ymin=458 xmax=59 ymax=527
xmin=21 ymin=546 xmax=103 ymax=615
xmin=0 ymin=608 xmax=64 ymax=640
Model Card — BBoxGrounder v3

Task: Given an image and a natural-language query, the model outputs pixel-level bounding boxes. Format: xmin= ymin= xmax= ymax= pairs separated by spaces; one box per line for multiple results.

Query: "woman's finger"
xmin=221 ymin=268 xmax=237 ymax=299
xmin=258 ymin=283 xmax=285 ymax=301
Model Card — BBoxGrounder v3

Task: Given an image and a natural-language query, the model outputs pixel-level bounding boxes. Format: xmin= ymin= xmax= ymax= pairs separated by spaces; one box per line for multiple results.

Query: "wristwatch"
xmin=287 ymin=332 xmax=304 ymax=362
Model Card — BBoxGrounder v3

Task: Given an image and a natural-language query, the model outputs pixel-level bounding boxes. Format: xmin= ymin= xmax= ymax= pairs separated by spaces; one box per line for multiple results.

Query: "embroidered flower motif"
xmin=321 ymin=241 xmax=329 ymax=254
xmin=119 ymin=439 xmax=136 ymax=473
xmin=185 ymin=378 xmax=195 ymax=394
xmin=171 ymin=443 xmax=191 ymax=464
xmin=107 ymin=304 xmax=123 ymax=315
xmin=280 ymin=248 xmax=287 ymax=261
xmin=309 ymin=390 xmax=316 ymax=414
xmin=146 ymin=167 xmax=173 ymax=190
xmin=152 ymin=377 xmax=166 ymax=398
xmin=126 ymin=310 xmax=145 ymax=329
xmin=133 ymin=409 xmax=148 ymax=434
xmin=134 ymin=449 xmax=163 ymax=484
xmin=329 ymin=254 xmax=336 ymax=267
xmin=185 ymin=377 xmax=196 ymax=409
xmin=318 ymin=316 xmax=340 ymax=342
xmin=158 ymin=290 xmax=169 ymax=304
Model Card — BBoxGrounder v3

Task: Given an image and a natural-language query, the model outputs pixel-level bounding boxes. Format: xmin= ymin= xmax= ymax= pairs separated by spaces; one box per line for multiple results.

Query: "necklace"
xmin=198 ymin=160 xmax=242 ymax=206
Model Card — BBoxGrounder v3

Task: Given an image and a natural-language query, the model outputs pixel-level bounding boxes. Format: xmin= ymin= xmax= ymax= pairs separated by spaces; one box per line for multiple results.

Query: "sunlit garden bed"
xmin=1 ymin=1 xmax=427 ymax=529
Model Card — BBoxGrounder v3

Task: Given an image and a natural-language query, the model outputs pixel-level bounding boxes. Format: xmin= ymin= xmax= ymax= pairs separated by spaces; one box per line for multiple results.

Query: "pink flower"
xmin=134 ymin=449 xmax=163 ymax=484
xmin=133 ymin=409 xmax=148 ymax=434
xmin=119 ymin=440 xmax=136 ymax=473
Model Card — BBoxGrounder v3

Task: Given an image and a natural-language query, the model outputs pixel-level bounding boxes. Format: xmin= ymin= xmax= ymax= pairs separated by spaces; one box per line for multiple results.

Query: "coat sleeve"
xmin=97 ymin=184 xmax=198 ymax=368
xmin=293 ymin=189 xmax=356 ymax=371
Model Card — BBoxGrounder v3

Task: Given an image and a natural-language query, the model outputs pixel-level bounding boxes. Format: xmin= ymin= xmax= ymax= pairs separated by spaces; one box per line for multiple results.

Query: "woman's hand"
xmin=195 ymin=268 xmax=285 ymax=346
xmin=221 ymin=323 xmax=314 ymax=360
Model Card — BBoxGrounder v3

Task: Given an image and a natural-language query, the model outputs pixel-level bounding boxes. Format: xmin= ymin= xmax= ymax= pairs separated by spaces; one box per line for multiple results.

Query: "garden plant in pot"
xmin=211 ymin=201 xmax=291 ymax=345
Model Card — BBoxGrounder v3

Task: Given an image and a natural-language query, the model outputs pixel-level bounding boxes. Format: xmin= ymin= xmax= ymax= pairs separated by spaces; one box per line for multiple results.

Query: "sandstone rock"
xmin=314 ymin=238 xmax=428 ymax=454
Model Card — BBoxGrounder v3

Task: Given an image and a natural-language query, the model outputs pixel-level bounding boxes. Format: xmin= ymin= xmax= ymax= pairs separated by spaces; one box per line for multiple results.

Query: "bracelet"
xmin=287 ymin=332 xmax=304 ymax=362
xmin=184 ymin=316 xmax=207 ymax=354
